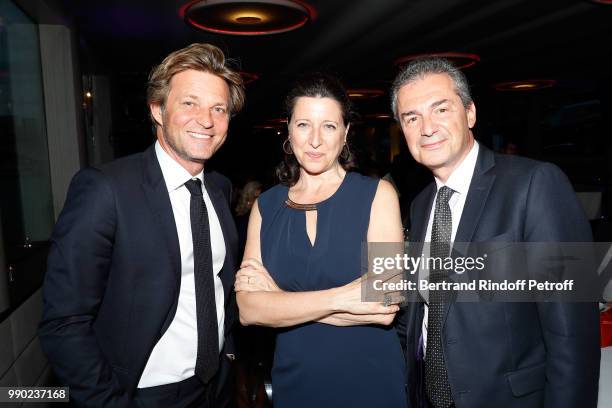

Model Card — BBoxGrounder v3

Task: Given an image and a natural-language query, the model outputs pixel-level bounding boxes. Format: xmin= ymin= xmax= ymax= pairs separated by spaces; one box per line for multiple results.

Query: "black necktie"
xmin=184 ymin=178 xmax=219 ymax=384
xmin=426 ymin=186 xmax=455 ymax=408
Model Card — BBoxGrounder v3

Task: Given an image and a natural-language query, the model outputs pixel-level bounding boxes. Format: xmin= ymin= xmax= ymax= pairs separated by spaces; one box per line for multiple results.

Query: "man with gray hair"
xmin=392 ymin=58 xmax=600 ymax=408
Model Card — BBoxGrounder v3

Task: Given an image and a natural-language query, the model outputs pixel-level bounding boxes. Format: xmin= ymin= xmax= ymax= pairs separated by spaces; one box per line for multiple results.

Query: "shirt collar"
xmin=434 ymin=140 xmax=479 ymax=196
xmin=155 ymin=141 xmax=204 ymax=192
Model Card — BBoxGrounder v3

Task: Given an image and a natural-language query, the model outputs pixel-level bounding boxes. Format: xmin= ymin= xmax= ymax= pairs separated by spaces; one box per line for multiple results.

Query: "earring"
xmin=340 ymin=143 xmax=350 ymax=160
xmin=282 ymin=138 xmax=293 ymax=155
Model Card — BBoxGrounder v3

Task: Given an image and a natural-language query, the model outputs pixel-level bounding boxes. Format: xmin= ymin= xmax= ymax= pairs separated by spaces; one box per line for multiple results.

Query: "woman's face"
xmin=288 ymin=96 xmax=348 ymax=176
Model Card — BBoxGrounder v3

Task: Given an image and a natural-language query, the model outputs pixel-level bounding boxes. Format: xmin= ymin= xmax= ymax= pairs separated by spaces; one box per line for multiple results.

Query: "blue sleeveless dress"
xmin=258 ymin=172 xmax=407 ymax=407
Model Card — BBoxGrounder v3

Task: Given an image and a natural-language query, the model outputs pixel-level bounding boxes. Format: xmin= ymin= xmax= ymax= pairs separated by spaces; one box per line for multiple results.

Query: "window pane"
xmin=0 ymin=0 xmax=54 ymax=316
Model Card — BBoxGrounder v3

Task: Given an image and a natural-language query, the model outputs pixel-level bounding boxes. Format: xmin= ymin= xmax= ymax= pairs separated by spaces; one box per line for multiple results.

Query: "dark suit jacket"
xmin=39 ymin=145 xmax=239 ymax=407
xmin=397 ymin=145 xmax=600 ymax=408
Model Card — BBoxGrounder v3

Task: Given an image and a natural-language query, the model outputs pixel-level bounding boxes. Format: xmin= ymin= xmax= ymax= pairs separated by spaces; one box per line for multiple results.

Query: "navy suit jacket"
xmin=39 ymin=145 xmax=239 ymax=406
xmin=397 ymin=145 xmax=600 ymax=408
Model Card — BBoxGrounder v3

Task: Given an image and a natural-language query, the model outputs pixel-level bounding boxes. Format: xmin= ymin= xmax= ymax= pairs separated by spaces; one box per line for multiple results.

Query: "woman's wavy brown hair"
xmin=276 ymin=73 xmax=356 ymax=186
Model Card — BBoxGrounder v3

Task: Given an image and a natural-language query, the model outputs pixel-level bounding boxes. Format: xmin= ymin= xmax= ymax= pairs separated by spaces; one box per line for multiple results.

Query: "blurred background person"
xmin=234 ymin=180 xmax=263 ymax=256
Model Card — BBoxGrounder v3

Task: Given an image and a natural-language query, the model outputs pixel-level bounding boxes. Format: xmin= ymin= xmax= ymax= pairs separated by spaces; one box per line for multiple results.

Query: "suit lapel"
xmin=454 ymin=146 xmax=496 ymax=243
xmin=141 ymin=146 xmax=182 ymax=286
xmin=442 ymin=146 xmax=496 ymax=327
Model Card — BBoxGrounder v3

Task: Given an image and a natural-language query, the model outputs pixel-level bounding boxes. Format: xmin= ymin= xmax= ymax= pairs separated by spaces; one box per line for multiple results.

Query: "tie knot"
xmin=184 ymin=178 xmax=203 ymax=196
xmin=436 ymin=186 xmax=454 ymax=204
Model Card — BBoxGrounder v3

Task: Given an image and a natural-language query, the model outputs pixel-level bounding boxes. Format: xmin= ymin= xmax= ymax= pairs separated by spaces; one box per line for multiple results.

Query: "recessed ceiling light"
xmin=512 ymin=84 xmax=536 ymax=89
xmin=181 ymin=0 xmax=315 ymax=35
xmin=254 ymin=124 xmax=285 ymax=133
xmin=364 ymin=113 xmax=393 ymax=120
xmin=236 ymin=16 xmax=263 ymax=24
xmin=254 ymin=117 xmax=288 ymax=130
xmin=493 ymin=80 xmax=557 ymax=91
xmin=266 ymin=118 xmax=288 ymax=124
xmin=347 ymin=88 xmax=385 ymax=99
xmin=239 ymin=71 xmax=259 ymax=85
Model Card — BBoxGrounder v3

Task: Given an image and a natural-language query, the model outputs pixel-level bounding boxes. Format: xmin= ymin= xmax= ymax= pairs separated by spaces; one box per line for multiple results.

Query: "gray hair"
xmin=391 ymin=57 xmax=473 ymax=120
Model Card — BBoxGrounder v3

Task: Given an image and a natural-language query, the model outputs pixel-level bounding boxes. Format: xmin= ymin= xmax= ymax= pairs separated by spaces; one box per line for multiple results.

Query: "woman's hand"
xmin=318 ymin=275 xmax=402 ymax=326
xmin=235 ymin=258 xmax=281 ymax=293
xmin=331 ymin=276 xmax=401 ymax=315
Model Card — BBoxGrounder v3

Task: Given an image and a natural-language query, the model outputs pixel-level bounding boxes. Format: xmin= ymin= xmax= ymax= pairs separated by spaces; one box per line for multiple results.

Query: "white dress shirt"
xmin=138 ymin=142 xmax=226 ymax=388
xmin=422 ymin=141 xmax=479 ymax=356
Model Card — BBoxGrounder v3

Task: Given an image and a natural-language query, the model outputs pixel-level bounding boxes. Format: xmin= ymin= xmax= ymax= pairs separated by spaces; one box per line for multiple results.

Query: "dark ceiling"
xmin=41 ymin=0 xmax=612 ymax=92
xmin=16 ymin=0 xmax=612 ymax=184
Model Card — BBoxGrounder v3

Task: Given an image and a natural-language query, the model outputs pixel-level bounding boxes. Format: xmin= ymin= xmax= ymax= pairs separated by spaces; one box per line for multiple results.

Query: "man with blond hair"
xmin=40 ymin=43 xmax=244 ymax=407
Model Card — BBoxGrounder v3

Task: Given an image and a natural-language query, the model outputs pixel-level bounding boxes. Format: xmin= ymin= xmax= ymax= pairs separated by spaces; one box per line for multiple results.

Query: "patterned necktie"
xmin=184 ymin=179 xmax=219 ymax=384
xmin=426 ymin=186 xmax=455 ymax=408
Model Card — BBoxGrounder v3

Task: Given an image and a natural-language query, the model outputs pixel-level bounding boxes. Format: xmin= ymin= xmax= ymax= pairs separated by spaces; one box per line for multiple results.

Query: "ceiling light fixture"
xmin=239 ymin=71 xmax=259 ymax=84
xmin=181 ymin=0 xmax=315 ymax=35
xmin=347 ymin=88 xmax=385 ymax=100
xmin=266 ymin=118 xmax=288 ymax=124
xmin=493 ymin=79 xmax=557 ymax=91
xmin=254 ymin=117 xmax=288 ymax=130
xmin=395 ymin=52 xmax=480 ymax=69
xmin=364 ymin=113 xmax=394 ymax=120
xmin=254 ymin=124 xmax=286 ymax=133
xmin=236 ymin=16 xmax=262 ymax=23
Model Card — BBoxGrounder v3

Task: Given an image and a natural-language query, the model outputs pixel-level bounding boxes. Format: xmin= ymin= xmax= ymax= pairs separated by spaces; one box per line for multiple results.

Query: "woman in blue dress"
xmin=235 ymin=74 xmax=407 ymax=407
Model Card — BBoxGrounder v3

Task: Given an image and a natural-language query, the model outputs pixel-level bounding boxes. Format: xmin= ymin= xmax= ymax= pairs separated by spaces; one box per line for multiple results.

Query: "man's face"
xmin=396 ymin=73 xmax=476 ymax=181
xmin=151 ymin=69 xmax=230 ymax=175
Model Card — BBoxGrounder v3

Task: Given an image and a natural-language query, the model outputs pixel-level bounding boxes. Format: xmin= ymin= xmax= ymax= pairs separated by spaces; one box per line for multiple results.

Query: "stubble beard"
xmin=162 ymin=128 xmax=207 ymax=165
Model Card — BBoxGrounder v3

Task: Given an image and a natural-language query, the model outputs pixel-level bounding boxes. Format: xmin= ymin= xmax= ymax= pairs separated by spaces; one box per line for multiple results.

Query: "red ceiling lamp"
xmin=266 ymin=117 xmax=288 ymax=124
xmin=254 ymin=124 xmax=282 ymax=129
xmin=239 ymin=71 xmax=259 ymax=84
xmin=181 ymin=0 xmax=315 ymax=35
xmin=395 ymin=52 xmax=480 ymax=69
xmin=254 ymin=117 xmax=287 ymax=131
xmin=493 ymin=80 xmax=557 ymax=91
xmin=347 ymin=88 xmax=385 ymax=100
xmin=254 ymin=123 xmax=285 ymax=135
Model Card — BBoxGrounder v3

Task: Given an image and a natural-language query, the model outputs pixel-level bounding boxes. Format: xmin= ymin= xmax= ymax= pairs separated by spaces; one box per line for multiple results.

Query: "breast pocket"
xmin=479 ymin=230 xmax=517 ymax=242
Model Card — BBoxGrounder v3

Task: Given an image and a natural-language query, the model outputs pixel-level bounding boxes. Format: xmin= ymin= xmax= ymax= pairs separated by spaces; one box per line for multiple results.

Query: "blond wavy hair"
xmin=147 ymin=43 xmax=245 ymax=123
